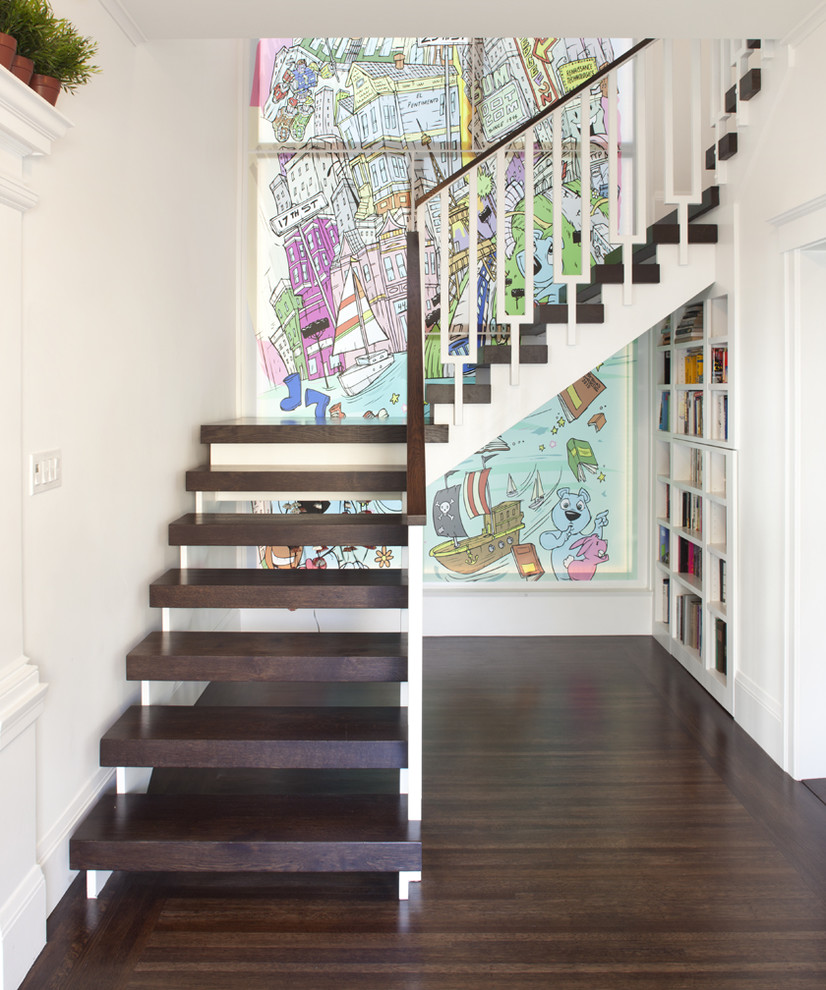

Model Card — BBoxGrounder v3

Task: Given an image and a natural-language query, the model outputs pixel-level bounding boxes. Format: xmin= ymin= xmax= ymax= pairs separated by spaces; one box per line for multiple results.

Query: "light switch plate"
xmin=31 ymin=450 xmax=61 ymax=494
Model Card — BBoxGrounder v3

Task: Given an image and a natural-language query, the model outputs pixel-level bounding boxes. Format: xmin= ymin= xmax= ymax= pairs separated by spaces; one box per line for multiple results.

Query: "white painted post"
xmin=406 ymin=525 xmax=423 ymax=824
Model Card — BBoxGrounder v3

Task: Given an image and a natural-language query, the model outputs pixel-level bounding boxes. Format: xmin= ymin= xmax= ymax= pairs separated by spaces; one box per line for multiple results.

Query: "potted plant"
xmin=29 ymin=14 xmax=99 ymax=105
xmin=0 ymin=0 xmax=26 ymax=71
xmin=2 ymin=0 xmax=52 ymax=85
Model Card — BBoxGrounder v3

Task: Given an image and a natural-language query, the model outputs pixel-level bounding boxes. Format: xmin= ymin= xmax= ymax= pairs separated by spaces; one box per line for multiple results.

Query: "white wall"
xmin=19 ymin=3 xmax=241 ymax=915
xmin=708 ymin=20 xmax=826 ymax=771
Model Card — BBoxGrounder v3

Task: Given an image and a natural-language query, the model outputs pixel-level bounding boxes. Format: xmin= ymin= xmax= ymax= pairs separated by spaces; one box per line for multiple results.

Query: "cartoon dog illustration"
xmin=539 ymin=487 xmax=609 ymax=581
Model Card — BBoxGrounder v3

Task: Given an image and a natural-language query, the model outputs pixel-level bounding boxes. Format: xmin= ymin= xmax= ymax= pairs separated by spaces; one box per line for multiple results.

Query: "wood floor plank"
xmin=22 ymin=636 xmax=826 ymax=990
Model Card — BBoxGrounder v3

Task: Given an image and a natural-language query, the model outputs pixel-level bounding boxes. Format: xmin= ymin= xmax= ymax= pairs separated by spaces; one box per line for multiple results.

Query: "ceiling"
xmin=112 ymin=0 xmax=824 ymax=42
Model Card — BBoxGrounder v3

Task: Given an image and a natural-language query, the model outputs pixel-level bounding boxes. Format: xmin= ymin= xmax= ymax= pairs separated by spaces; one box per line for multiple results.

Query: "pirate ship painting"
xmin=333 ymin=265 xmax=395 ymax=396
xmin=430 ymin=468 xmax=524 ymax=575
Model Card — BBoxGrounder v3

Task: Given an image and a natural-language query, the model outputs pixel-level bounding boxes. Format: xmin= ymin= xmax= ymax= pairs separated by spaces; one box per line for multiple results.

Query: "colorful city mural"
xmin=424 ymin=343 xmax=638 ymax=584
xmin=250 ymin=37 xmax=628 ymax=418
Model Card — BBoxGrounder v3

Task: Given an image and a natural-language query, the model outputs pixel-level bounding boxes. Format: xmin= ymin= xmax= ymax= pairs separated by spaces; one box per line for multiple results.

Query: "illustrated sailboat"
xmin=430 ymin=468 xmax=524 ymax=575
xmin=529 ymin=472 xmax=547 ymax=510
xmin=506 ymin=474 xmax=518 ymax=498
xmin=333 ymin=265 xmax=394 ymax=396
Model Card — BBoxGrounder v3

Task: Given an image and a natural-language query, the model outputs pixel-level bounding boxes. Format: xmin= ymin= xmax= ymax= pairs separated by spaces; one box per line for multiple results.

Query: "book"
xmin=659 ymin=392 xmax=671 ymax=432
xmin=567 ymin=437 xmax=599 ymax=481
xmin=662 ymin=577 xmax=670 ymax=624
xmin=559 ymin=372 xmax=606 ymax=422
xmin=683 ymin=347 xmax=703 ymax=384
xmin=674 ymin=302 xmax=704 ymax=341
xmin=512 ymin=543 xmax=545 ymax=581
xmin=659 ymin=525 xmax=670 ymax=565
xmin=715 ymin=618 xmax=727 ymax=674
xmin=711 ymin=346 xmax=728 ymax=384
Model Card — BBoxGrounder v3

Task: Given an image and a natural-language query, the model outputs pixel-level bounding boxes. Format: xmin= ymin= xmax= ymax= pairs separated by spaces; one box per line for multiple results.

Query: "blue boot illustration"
xmin=280 ymin=373 xmax=302 ymax=412
xmin=305 ymin=388 xmax=330 ymax=421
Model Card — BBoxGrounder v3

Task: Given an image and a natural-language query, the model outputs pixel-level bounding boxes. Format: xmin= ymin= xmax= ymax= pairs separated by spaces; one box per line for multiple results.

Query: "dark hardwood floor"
xmin=21 ymin=636 xmax=826 ymax=989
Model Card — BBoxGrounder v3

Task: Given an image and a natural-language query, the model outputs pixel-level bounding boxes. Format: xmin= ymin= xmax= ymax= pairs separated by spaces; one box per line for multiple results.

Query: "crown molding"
xmin=782 ymin=0 xmax=826 ymax=48
xmin=98 ymin=0 xmax=147 ymax=47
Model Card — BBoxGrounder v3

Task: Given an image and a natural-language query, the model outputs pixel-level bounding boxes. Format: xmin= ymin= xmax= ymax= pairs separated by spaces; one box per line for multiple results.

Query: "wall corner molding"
xmin=98 ymin=0 xmax=147 ymax=47
xmin=0 ymin=865 xmax=47 ymax=990
xmin=782 ymin=1 xmax=826 ymax=51
xmin=0 ymin=659 xmax=48 ymax=752
xmin=0 ymin=171 xmax=38 ymax=212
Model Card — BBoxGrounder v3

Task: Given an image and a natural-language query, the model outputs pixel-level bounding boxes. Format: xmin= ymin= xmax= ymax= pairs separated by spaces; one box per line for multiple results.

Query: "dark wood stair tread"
xmin=201 ymin=420 xmax=448 ymax=444
xmin=424 ymin=384 xmax=491 ymax=404
xmin=100 ymin=706 xmax=408 ymax=769
xmin=126 ymin=631 xmax=407 ymax=682
xmin=149 ymin=568 xmax=407 ymax=609
xmin=740 ymin=66 xmax=761 ymax=101
xmin=478 ymin=344 xmax=548 ymax=365
xmin=168 ymin=513 xmax=408 ymax=547
xmin=70 ymin=793 xmax=421 ymax=873
xmin=186 ymin=465 xmax=407 ymax=492
xmin=535 ymin=303 xmax=605 ymax=324
xmin=651 ymin=223 xmax=718 ymax=244
xmin=593 ymin=262 xmax=660 ymax=284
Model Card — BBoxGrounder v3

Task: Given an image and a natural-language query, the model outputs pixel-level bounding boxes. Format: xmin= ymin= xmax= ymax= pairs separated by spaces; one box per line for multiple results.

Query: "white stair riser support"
xmin=427 ymin=242 xmax=716 ymax=484
xmin=208 ymin=444 xmax=408 ymax=468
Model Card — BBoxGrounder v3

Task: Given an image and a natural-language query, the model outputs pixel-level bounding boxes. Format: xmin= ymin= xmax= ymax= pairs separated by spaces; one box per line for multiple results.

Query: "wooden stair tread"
xmin=478 ymin=344 xmax=548 ymax=365
xmin=149 ymin=568 xmax=407 ymax=609
xmin=651 ymin=223 xmax=718 ymax=245
xmin=535 ymin=303 xmax=604 ymax=324
xmin=168 ymin=513 xmax=408 ymax=547
xmin=101 ymin=706 xmax=408 ymax=769
xmin=126 ymin=631 xmax=407 ymax=682
xmin=70 ymin=793 xmax=421 ymax=873
xmin=201 ymin=420 xmax=448 ymax=444
xmin=424 ymin=384 xmax=491 ymax=404
xmin=593 ymin=262 xmax=660 ymax=284
xmin=186 ymin=465 xmax=407 ymax=492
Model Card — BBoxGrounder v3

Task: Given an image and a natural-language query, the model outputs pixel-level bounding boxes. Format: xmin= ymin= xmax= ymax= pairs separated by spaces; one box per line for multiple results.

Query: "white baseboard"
xmin=37 ymin=766 xmax=114 ymax=915
xmin=0 ymin=865 xmax=46 ymax=990
xmin=734 ymin=672 xmax=784 ymax=767
xmin=423 ymin=588 xmax=653 ymax=636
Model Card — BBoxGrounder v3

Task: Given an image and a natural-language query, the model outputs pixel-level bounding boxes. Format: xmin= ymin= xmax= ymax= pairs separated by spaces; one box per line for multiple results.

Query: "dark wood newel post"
xmin=406 ymin=230 xmax=426 ymax=526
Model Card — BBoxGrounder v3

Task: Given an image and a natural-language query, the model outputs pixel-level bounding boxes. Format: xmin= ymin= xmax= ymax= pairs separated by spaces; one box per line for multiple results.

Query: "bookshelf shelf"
xmin=650 ymin=293 xmax=736 ymax=714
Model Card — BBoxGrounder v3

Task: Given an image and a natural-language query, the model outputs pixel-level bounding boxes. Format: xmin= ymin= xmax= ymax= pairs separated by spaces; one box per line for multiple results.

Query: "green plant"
xmin=30 ymin=15 xmax=99 ymax=91
xmin=0 ymin=0 xmax=25 ymax=36
xmin=1 ymin=0 xmax=100 ymax=91
xmin=0 ymin=0 xmax=51 ymax=57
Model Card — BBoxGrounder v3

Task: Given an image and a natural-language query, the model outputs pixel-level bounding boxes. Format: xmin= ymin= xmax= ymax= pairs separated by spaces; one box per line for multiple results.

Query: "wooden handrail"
xmin=405 ymin=230 xmax=426 ymax=526
xmin=416 ymin=38 xmax=654 ymax=208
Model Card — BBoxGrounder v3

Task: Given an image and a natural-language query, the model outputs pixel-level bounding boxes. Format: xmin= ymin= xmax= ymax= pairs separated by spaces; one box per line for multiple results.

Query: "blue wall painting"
xmin=424 ymin=342 xmax=639 ymax=584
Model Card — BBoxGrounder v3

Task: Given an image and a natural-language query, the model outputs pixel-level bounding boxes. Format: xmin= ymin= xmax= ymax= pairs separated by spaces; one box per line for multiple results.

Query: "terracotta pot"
xmin=10 ymin=54 xmax=33 ymax=85
xmin=0 ymin=32 xmax=17 ymax=70
xmin=30 ymin=73 xmax=61 ymax=106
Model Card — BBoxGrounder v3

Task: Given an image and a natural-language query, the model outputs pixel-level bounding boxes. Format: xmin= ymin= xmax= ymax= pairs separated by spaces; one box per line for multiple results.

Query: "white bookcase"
xmin=652 ymin=293 xmax=736 ymax=713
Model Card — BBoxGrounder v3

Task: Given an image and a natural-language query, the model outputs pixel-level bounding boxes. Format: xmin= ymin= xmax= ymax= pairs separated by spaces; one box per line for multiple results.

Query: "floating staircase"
xmin=70 ymin=423 xmax=428 ymax=899
xmin=69 ymin=37 xmax=770 ymax=901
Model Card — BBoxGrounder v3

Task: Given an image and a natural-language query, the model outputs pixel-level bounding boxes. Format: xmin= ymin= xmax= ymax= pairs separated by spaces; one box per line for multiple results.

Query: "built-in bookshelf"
xmin=652 ymin=294 xmax=735 ymax=713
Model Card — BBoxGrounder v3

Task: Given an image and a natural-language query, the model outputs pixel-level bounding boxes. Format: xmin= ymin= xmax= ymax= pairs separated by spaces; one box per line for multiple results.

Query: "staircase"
xmin=69 ymin=37 xmax=769 ymax=900
xmin=70 ymin=422 xmax=438 ymax=900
